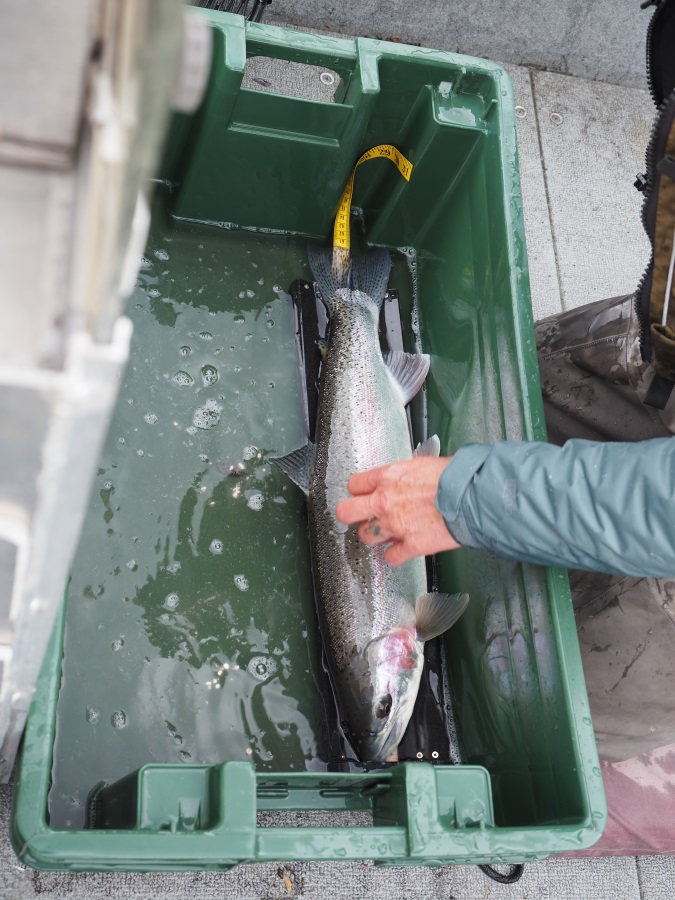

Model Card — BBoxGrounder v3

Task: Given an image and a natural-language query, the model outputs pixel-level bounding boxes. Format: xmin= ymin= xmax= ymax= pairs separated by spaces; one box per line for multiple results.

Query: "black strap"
xmin=644 ymin=372 xmax=675 ymax=409
xmin=478 ymin=863 xmax=525 ymax=884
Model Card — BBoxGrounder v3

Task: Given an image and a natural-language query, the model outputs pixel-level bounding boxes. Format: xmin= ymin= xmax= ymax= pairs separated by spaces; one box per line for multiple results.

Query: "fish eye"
xmin=376 ymin=694 xmax=392 ymax=719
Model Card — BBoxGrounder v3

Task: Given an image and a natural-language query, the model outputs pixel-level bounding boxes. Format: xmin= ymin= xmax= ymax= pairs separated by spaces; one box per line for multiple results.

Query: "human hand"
xmin=335 ymin=456 xmax=461 ymax=566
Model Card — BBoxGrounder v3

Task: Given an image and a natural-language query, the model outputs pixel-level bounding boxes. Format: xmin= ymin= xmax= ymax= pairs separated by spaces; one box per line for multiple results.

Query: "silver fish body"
xmin=272 ymin=247 xmax=468 ymax=761
xmin=310 ymin=290 xmax=426 ymax=759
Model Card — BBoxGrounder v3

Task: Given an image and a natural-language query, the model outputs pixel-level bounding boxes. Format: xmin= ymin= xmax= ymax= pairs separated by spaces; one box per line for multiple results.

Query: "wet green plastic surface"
xmin=12 ymin=11 xmax=606 ymax=871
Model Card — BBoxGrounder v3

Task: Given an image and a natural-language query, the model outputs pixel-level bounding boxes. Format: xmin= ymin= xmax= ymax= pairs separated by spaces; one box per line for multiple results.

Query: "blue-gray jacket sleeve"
xmin=435 ymin=438 xmax=675 ymax=577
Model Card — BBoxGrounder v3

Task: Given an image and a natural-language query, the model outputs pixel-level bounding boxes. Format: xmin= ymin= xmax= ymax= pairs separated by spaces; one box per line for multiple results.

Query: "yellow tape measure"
xmin=332 ymin=144 xmax=413 ymax=272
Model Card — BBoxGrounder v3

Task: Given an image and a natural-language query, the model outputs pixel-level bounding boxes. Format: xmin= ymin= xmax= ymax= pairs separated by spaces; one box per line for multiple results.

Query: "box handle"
xmin=195 ymin=11 xmax=381 ymax=128
xmin=89 ymin=761 xmax=494 ymax=863
xmin=254 ymin=763 xmax=496 ymax=861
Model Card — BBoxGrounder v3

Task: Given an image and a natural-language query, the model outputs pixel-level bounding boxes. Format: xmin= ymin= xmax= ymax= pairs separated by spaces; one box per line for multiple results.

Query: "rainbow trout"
xmin=272 ymin=246 xmax=468 ymax=762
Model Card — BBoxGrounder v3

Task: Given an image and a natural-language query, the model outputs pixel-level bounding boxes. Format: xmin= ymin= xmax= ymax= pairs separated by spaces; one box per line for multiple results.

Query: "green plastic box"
xmin=12 ymin=11 xmax=606 ymax=871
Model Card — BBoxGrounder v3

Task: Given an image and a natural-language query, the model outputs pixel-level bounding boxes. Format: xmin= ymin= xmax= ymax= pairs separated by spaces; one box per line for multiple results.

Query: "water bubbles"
xmin=166 ymin=722 xmax=183 ymax=746
xmin=110 ymin=710 xmax=127 ymax=729
xmin=167 ymin=561 xmax=181 ymax=574
xmin=245 ymin=333 xmax=252 ymax=342
xmin=154 ymin=248 xmax=170 ymax=261
xmin=246 ymin=289 xmax=255 ymax=298
xmin=86 ymin=707 xmax=100 ymax=725
xmin=243 ymin=446 xmax=258 ymax=460
xmin=179 ymin=751 xmax=192 ymax=762
xmin=164 ymin=593 xmax=180 ymax=610
xmin=179 ymin=346 xmax=192 ymax=357
xmin=257 ymin=278 xmax=264 ymax=285
xmin=103 ymin=480 xmax=113 ymax=490
xmin=266 ymin=319 xmax=274 ymax=328
xmin=201 ymin=365 xmax=218 ymax=386
xmin=139 ymin=256 xmax=152 ymax=269
xmin=193 ymin=399 xmax=222 ymax=430
xmin=118 ymin=437 xmax=125 ymax=445
xmin=246 ymin=492 xmax=264 ymax=511
xmin=126 ymin=560 xmax=138 ymax=571
xmin=173 ymin=371 xmax=194 ymax=386
xmin=247 ymin=655 xmax=278 ymax=681
xmin=238 ymin=291 xmax=246 ymax=299
xmin=136 ymin=449 xmax=144 ymax=457
xmin=198 ymin=331 xmax=213 ymax=341
xmin=233 ymin=314 xmax=245 ymax=324
xmin=144 ymin=412 xmax=158 ymax=425
xmin=209 ymin=539 xmax=224 ymax=555
xmin=147 ymin=288 xmax=160 ymax=298
xmin=111 ymin=638 xmax=124 ymax=652
xmin=234 ymin=574 xmax=249 ymax=592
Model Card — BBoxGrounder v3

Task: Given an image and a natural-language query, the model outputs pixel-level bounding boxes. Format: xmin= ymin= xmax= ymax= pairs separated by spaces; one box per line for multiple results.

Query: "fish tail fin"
xmin=307 ymin=244 xmax=391 ymax=312
xmin=350 ymin=248 xmax=391 ymax=309
xmin=307 ymin=244 xmax=349 ymax=313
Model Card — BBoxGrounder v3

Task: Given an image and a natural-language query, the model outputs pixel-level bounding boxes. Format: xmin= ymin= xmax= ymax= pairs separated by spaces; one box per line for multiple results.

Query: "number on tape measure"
xmin=332 ymin=145 xmax=413 ymax=255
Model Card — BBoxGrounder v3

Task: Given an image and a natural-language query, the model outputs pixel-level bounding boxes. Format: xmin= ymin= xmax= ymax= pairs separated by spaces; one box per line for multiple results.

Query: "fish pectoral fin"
xmin=268 ymin=443 xmax=316 ymax=496
xmin=413 ymin=435 xmax=441 ymax=457
xmin=415 ymin=592 xmax=469 ymax=641
xmin=384 ymin=350 xmax=431 ymax=405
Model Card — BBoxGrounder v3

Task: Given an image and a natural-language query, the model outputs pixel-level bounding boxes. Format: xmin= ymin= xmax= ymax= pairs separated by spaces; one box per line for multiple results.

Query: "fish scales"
xmin=310 ymin=300 xmax=425 ymax=679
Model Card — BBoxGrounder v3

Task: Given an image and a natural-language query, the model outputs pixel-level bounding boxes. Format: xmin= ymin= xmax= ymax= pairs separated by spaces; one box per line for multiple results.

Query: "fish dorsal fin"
xmin=268 ymin=443 xmax=316 ymax=496
xmin=415 ymin=592 xmax=469 ymax=641
xmin=413 ymin=435 xmax=441 ymax=458
xmin=384 ymin=350 xmax=430 ymax=405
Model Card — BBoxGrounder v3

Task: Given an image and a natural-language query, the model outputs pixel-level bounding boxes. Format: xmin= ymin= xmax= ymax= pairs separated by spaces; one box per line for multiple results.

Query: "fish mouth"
xmin=358 ymin=717 xmax=408 ymax=764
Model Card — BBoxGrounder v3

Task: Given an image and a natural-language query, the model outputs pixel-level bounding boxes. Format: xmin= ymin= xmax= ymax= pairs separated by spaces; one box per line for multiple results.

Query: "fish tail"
xmin=308 ymin=244 xmax=391 ymax=312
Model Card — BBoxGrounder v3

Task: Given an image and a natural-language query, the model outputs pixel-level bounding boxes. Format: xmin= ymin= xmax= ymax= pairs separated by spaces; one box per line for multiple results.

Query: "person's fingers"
xmin=346 ymin=467 xmax=384 ymax=496
xmin=335 ymin=494 xmax=378 ymax=525
xmin=358 ymin=519 xmax=393 ymax=545
xmin=347 ymin=462 xmax=407 ymax=494
xmin=383 ymin=540 xmax=412 ymax=566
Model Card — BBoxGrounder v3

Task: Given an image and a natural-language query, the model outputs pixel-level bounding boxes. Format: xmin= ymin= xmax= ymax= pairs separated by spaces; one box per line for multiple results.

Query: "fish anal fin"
xmin=415 ymin=592 xmax=469 ymax=641
xmin=268 ymin=443 xmax=316 ymax=496
xmin=384 ymin=350 xmax=430 ymax=405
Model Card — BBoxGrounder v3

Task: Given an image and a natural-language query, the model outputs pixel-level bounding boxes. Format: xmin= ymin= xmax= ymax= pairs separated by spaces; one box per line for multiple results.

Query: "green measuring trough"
xmin=11 ymin=11 xmax=606 ymax=871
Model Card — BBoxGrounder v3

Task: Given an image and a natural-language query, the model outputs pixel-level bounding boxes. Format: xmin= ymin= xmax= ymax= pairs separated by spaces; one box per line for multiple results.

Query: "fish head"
xmin=348 ymin=625 xmax=424 ymax=763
